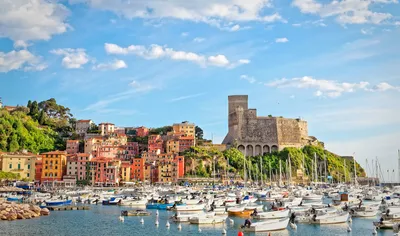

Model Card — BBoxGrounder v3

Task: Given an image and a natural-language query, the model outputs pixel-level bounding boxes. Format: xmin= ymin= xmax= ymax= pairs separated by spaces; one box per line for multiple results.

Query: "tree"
xmin=29 ymin=101 xmax=39 ymax=119
xmin=27 ymin=100 xmax=32 ymax=111
xmin=8 ymin=134 xmax=20 ymax=152
xmin=38 ymin=110 xmax=46 ymax=125
xmin=195 ymin=126 xmax=204 ymax=140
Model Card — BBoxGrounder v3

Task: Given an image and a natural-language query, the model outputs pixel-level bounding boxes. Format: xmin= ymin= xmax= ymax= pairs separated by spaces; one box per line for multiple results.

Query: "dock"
xmin=47 ymin=206 xmax=90 ymax=211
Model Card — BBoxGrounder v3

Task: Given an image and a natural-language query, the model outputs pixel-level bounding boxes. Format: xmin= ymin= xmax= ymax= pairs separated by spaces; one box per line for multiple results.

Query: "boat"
xmin=44 ymin=199 xmax=72 ymax=207
xmin=146 ymin=203 xmax=175 ymax=210
xmin=373 ymin=220 xmax=396 ymax=229
xmin=309 ymin=212 xmax=349 ymax=224
xmin=243 ymin=217 xmax=290 ymax=232
xmin=349 ymin=204 xmax=379 ymax=218
xmin=102 ymin=197 xmax=122 ymax=205
xmin=119 ymin=198 xmax=147 ymax=206
xmin=253 ymin=209 xmax=290 ymax=220
xmin=171 ymin=212 xmax=215 ymax=222
xmin=303 ymin=194 xmax=323 ymax=201
xmin=6 ymin=196 xmax=23 ymax=203
xmin=189 ymin=215 xmax=227 ymax=224
xmin=171 ymin=204 xmax=205 ymax=212
xmin=228 ymin=207 xmax=254 ymax=217
xmin=121 ymin=210 xmax=151 ymax=216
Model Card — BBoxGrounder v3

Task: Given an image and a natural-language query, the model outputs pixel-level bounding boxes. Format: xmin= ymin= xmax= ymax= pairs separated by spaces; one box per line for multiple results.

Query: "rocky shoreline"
xmin=0 ymin=201 xmax=49 ymax=221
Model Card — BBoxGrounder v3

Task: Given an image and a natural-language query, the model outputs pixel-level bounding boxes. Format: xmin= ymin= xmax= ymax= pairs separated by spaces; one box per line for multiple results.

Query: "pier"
xmin=47 ymin=206 xmax=90 ymax=211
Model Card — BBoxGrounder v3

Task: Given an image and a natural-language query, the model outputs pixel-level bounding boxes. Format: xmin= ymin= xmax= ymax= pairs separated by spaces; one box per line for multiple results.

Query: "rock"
xmin=17 ymin=213 xmax=25 ymax=220
xmin=40 ymin=208 xmax=50 ymax=216
xmin=7 ymin=212 xmax=17 ymax=221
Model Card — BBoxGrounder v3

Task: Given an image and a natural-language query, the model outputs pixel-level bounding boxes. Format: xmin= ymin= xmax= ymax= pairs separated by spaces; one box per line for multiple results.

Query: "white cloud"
xmin=240 ymin=75 xmax=256 ymax=84
xmin=169 ymin=93 xmax=206 ymax=102
xmin=0 ymin=0 xmax=70 ymax=42
xmin=13 ymin=40 xmax=30 ymax=49
xmin=50 ymin=48 xmax=89 ymax=69
xmin=70 ymin=0 xmax=285 ymax=30
xmin=181 ymin=32 xmax=189 ymax=37
xmin=193 ymin=37 xmax=205 ymax=43
xmin=93 ymin=59 xmax=127 ymax=70
xmin=104 ymin=43 xmax=249 ymax=68
xmin=275 ymin=37 xmax=289 ymax=43
xmin=292 ymin=0 xmax=397 ymax=25
xmin=230 ymin=24 xmax=241 ymax=31
xmin=266 ymin=76 xmax=400 ymax=97
xmin=0 ymin=49 xmax=47 ymax=73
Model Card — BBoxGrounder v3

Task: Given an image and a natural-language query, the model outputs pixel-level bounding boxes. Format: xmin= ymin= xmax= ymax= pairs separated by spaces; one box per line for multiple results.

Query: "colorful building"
xmin=178 ymin=136 xmax=195 ymax=152
xmin=41 ymin=151 xmax=67 ymax=182
xmin=148 ymin=134 xmax=164 ymax=154
xmin=98 ymin=123 xmax=115 ymax=136
xmin=131 ymin=157 xmax=145 ymax=181
xmin=35 ymin=158 xmax=42 ymax=183
xmin=120 ymin=161 xmax=131 ymax=182
xmin=66 ymin=140 xmax=80 ymax=154
xmin=75 ymin=119 xmax=93 ymax=135
xmin=136 ymin=126 xmax=149 ymax=137
xmin=173 ymin=121 xmax=195 ymax=138
xmin=166 ymin=140 xmax=180 ymax=153
xmin=0 ymin=152 xmax=37 ymax=181
xmin=125 ymin=142 xmax=139 ymax=159
xmin=89 ymin=158 xmax=121 ymax=186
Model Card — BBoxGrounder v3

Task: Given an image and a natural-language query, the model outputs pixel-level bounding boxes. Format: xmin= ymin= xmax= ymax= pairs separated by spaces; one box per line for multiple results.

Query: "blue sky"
xmin=1 ymin=0 xmax=400 ymax=178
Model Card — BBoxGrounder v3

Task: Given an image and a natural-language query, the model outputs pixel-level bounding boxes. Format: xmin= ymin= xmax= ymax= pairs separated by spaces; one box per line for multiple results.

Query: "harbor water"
xmin=0 ymin=204 xmax=395 ymax=236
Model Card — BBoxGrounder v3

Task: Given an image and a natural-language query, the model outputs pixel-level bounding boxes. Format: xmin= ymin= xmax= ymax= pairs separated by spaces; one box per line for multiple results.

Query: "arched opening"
xmin=246 ymin=145 xmax=254 ymax=157
xmin=271 ymin=145 xmax=279 ymax=152
xmin=255 ymin=145 xmax=262 ymax=156
xmin=238 ymin=145 xmax=245 ymax=155
xmin=263 ymin=145 xmax=270 ymax=155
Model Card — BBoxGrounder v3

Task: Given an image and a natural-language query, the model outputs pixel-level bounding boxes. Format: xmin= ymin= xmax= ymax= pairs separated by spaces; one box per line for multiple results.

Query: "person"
xmin=344 ymin=203 xmax=348 ymax=211
xmin=358 ymin=199 xmax=362 ymax=209
xmin=386 ymin=209 xmax=390 ymax=216
xmin=299 ymin=200 xmax=303 ymax=206
xmin=379 ymin=216 xmax=384 ymax=225
xmin=290 ymin=212 xmax=296 ymax=224
xmin=312 ymin=214 xmax=317 ymax=222
xmin=242 ymin=218 xmax=252 ymax=228
xmin=252 ymin=209 xmax=258 ymax=217
xmin=327 ymin=204 xmax=331 ymax=208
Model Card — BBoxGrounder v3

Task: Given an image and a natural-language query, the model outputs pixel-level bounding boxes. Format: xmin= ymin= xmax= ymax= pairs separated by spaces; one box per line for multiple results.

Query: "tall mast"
xmin=354 ymin=154 xmax=357 ymax=185
xmin=314 ymin=153 xmax=317 ymax=183
xmin=324 ymin=154 xmax=327 ymax=183
xmin=302 ymin=153 xmax=305 ymax=184
xmin=289 ymin=154 xmax=292 ymax=186
xmin=398 ymin=150 xmax=400 ymax=183
xmin=343 ymin=159 xmax=347 ymax=183
xmin=243 ymin=155 xmax=246 ymax=187
xmin=279 ymin=160 xmax=282 ymax=187
xmin=269 ymin=160 xmax=272 ymax=186
xmin=260 ymin=156 xmax=263 ymax=186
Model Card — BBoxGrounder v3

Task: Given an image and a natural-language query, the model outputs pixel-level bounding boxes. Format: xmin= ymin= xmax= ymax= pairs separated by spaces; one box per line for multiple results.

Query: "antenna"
xmin=398 ymin=150 xmax=400 ymax=183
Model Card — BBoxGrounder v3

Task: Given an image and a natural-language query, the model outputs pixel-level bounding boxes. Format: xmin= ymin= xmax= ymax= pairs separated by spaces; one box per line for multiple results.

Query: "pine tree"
xmin=38 ymin=110 xmax=45 ymax=125
xmin=27 ymin=100 xmax=32 ymax=112
xmin=30 ymin=101 xmax=39 ymax=119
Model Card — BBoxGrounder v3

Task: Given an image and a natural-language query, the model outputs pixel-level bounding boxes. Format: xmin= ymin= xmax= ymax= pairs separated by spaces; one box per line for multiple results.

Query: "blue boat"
xmin=146 ymin=203 xmax=174 ymax=210
xmin=7 ymin=197 xmax=23 ymax=203
xmin=45 ymin=199 xmax=72 ymax=207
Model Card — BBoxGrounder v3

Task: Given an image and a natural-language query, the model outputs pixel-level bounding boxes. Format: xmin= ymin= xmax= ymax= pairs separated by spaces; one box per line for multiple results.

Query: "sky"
xmin=0 ymin=0 xmax=400 ymax=179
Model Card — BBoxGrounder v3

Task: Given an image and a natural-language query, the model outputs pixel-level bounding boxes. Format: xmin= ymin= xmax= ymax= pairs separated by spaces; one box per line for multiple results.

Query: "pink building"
xmin=96 ymin=145 xmax=123 ymax=159
xmin=114 ymin=127 xmax=126 ymax=135
xmin=66 ymin=140 xmax=80 ymax=154
xmin=90 ymin=158 xmax=121 ymax=186
xmin=125 ymin=142 xmax=139 ymax=158
xmin=178 ymin=136 xmax=195 ymax=152
xmin=136 ymin=126 xmax=149 ymax=137
xmin=76 ymin=153 xmax=92 ymax=181
xmin=98 ymin=123 xmax=115 ymax=136
xmin=148 ymin=135 xmax=164 ymax=154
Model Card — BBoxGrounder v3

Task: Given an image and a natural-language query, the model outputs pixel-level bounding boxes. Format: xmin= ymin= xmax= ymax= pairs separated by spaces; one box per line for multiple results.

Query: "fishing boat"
xmin=119 ymin=198 xmax=147 ymax=206
xmin=253 ymin=209 xmax=290 ymax=220
xmin=121 ymin=210 xmax=151 ymax=216
xmin=303 ymin=193 xmax=323 ymax=201
xmin=349 ymin=204 xmax=379 ymax=217
xmin=6 ymin=196 xmax=23 ymax=203
xmin=189 ymin=215 xmax=227 ymax=224
xmin=242 ymin=217 xmax=290 ymax=232
xmin=146 ymin=203 xmax=175 ymax=210
xmin=227 ymin=207 xmax=254 ymax=217
xmin=102 ymin=197 xmax=122 ymax=205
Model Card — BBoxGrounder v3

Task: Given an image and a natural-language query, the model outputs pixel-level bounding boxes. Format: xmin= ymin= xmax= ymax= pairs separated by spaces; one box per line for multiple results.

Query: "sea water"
xmin=0 ymin=204 xmax=395 ymax=236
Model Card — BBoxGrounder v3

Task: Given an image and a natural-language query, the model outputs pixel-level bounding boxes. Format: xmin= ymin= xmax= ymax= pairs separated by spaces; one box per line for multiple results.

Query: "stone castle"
xmin=222 ymin=95 xmax=318 ymax=156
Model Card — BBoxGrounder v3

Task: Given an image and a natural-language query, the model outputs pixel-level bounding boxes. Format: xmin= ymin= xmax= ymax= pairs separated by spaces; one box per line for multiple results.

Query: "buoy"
xmin=372 ymin=227 xmax=377 ymax=235
xmin=119 ymin=216 xmax=124 ymax=222
xmin=156 ymin=210 xmax=159 ymax=216
xmin=347 ymin=225 xmax=352 ymax=232
xmin=140 ymin=218 xmax=144 ymax=224
xmin=222 ymin=229 xmax=227 ymax=235
xmin=349 ymin=217 xmax=352 ymax=223
xmin=199 ymin=228 xmax=202 ymax=232
xmin=166 ymin=221 xmax=170 ymax=228
xmin=178 ymin=223 xmax=182 ymax=230
xmin=290 ymin=222 xmax=297 ymax=230
xmin=229 ymin=218 xmax=234 ymax=225
xmin=155 ymin=219 xmax=159 ymax=226
xmin=238 ymin=231 xmax=244 ymax=236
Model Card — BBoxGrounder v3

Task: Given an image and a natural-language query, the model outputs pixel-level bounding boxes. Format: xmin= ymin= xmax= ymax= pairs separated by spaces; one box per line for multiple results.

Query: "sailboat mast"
xmin=269 ymin=160 xmax=272 ymax=186
xmin=289 ymin=154 xmax=292 ymax=186
xmin=260 ymin=156 xmax=263 ymax=186
xmin=324 ymin=154 xmax=327 ymax=183
xmin=314 ymin=153 xmax=317 ymax=183
xmin=354 ymin=154 xmax=357 ymax=185
xmin=398 ymin=150 xmax=400 ymax=183
xmin=279 ymin=160 xmax=282 ymax=186
xmin=343 ymin=159 xmax=347 ymax=183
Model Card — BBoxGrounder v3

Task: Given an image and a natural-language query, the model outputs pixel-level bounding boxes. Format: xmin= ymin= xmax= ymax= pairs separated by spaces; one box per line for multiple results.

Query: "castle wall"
xmin=276 ymin=118 xmax=305 ymax=149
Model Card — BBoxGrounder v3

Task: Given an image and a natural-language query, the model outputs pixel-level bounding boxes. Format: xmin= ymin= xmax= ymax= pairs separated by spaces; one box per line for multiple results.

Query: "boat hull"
xmin=243 ymin=218 xmax=290 ymax=232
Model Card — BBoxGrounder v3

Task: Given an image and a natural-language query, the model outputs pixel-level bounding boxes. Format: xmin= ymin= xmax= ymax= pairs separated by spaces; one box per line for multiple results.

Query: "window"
xmin=9 ymin=164 xmax=12 ymax=169
xmin=55 ymin=173 xmax=57 ymax=177
xmin=27 ymin=173 xmax=30 ymax=177
xmin=18 ymin=163 xmax=21 ymax=169
xmin=27 ymin=164 xmax=30 ymax=169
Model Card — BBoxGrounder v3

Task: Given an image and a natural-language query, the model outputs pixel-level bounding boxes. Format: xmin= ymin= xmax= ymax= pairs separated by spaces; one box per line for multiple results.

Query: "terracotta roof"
xmin=42 ymin=151 xmax=67 ymax=155
xmin=179 ymin=136 xmax=195 ymax=140
xmin=67 ymin=140 xmax=80 ymax=143
xmin=67 ymin=156 xmax=77 ymax=162
xmin=77 ymin=153 xmax=90 ymax=157
xmin=99 ymin=122 xmax=115 ymax=125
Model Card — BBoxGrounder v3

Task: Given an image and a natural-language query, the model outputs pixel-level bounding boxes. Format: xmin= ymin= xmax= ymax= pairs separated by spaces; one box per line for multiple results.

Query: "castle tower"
xmin=228 ymin=95 xmax=248 ymax=115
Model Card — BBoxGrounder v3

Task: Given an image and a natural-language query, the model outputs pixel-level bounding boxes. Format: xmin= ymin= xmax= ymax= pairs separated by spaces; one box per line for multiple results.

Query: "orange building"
xmin=130 ymin=157 xmax=144 ymax=181
xmin=41 ymin=151 xmax=67 ymax=182
xmin=66 ymin=140 xmax=80 ymax=154
xmin=178 ymin=136 xmax=195 ymax=152
xmin=35 ymin=158 xmax=42 ymax=183
xmin=135 ymin=126 xmax=149 ymax=137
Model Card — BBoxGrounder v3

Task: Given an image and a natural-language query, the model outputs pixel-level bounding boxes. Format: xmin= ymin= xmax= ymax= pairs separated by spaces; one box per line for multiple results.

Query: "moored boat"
xmin=243 ymin=217 xmax=290 ymax=232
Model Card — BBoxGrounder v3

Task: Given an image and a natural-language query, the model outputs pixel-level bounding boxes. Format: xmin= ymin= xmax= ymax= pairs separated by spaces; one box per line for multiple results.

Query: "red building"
xmin=148 ymin=134 xmax=164 ymax=154
xmin=89 ymin=158 xmax=121 ymax=186
xmin=130 ymin=157 xmax=144 ymax=181
xmin=66 ymin=140 xmax=80 ymax=154
xmin=136 ymin=126 xmax=149 ymax=137
xmin=125 ymin=142 xmax=139 ymax=158
xmin=35 ymin=159 xmax=42 ymax=183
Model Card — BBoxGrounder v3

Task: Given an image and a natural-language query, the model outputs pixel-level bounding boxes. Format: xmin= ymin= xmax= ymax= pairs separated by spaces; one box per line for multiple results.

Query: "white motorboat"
xmin=119 ymin=198 xmax=147 ymax=206
xmin=243 ymin=217 xmax=290 ymax=232
xmin=172 ymin=212 xmax=215 ymax=222
xmin=183 ymin=199 xmax=201 ymax=205
xmin=253 ymin=209 xmax=290 ymax=220
xmin=309 ymin=212 xmax=349 ymax=224
xmin=349 ymin=204 xmax=379 ymax=218
xmin=303 ymin=194 xmax=323 ymax=201
xmin=172 ymin=204 xmax=205 ymax=212
xmin=189 ymin=215 xmax=227 ymax=224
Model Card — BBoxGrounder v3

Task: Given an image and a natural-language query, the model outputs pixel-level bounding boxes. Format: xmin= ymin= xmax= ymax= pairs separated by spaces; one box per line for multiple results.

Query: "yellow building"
xmin=41 ymin=151 xmax=67 ymax=182
xmin=166 ymin=140 xmax=180 ymax=153
xmin=120 ymin=161 xmax=131 ymax=182
xmin=0 ymin=152 xmax=37 ymax=181
xmin=172 ymin=121 xmax=195 ymax=137
xmin=157 ymin=161 xmax=177 ymax=183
